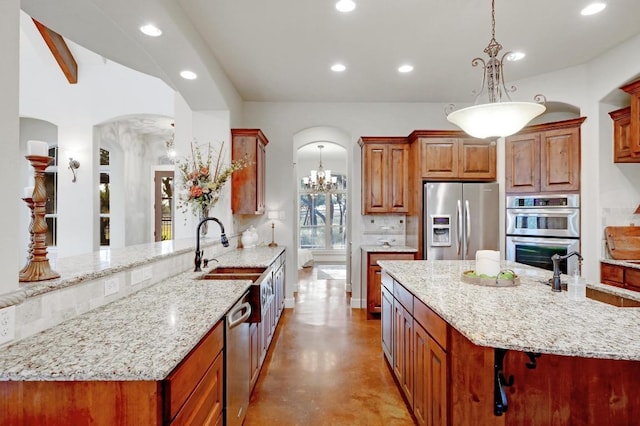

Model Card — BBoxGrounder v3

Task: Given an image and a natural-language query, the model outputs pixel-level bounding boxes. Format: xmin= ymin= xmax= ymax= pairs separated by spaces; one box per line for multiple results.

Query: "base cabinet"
xmin=601 ymin=262 xmax=640 ymax=291
xmin=364 ymin=251 xmax=416 ymax=319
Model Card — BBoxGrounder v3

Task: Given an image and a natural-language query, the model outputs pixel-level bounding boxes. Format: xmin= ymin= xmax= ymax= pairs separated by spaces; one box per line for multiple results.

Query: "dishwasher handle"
xmin=228 ymin=302 xmax=252 ymax=329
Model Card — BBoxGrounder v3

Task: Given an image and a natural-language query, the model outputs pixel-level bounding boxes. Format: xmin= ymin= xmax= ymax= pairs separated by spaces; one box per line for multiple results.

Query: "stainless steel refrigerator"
xmin=423 ymin=182 xmax=499 ymax=260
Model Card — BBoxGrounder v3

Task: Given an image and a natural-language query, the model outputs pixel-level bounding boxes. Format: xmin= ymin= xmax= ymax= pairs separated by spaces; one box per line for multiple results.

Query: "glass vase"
xmin=200 ymin=206 xmax=210 ymax=237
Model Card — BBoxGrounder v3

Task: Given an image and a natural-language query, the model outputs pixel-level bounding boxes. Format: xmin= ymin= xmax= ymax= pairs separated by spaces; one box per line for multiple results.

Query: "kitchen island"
xmin=0 ymin=246 xmax=285 ymax=425
xmin=379 ymin=259 xmax=640 ymax=425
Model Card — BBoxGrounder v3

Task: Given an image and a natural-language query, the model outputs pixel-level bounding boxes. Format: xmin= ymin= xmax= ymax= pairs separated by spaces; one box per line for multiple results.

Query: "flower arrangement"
xmin=177 ymin=140 xmax=247 ymax=217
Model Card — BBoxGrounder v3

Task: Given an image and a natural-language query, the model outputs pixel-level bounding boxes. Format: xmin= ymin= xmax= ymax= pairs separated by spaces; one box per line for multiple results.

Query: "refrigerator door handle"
xmin=456 ymin=199 xmax=463 ymax=256
xmin=465 ymin=199 xmax=471 ymax=257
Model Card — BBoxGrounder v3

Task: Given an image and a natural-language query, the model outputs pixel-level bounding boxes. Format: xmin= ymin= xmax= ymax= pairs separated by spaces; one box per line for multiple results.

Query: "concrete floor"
xmin=244 ymin=266 xmax=415 ymax=425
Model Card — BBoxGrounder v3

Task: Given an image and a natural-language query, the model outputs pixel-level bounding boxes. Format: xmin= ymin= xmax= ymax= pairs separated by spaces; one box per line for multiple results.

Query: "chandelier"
xmin=302 ymin=145 xmax=338 ymax=194
xmin=446 ymin=0 xmax=546 ymax=139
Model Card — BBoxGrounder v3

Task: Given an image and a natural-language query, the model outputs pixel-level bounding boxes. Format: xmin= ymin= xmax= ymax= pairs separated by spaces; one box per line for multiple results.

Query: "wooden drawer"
xmin=381 ymin=270 xmax=394 ymax=292
xmin=171 ymin=351 xmax=223 ymax=425
xmin=164 ymin=321 xmax=224 ymax=421
xmin=626 ymin=267 xmax=640 ymax=291
xmin=601 ymin=262 xmax=624 ymax=287
xmin=414 ymin=297 xmax=448 ymax=349
xmin=394 ymin=282 xmax=413 ymax=314
xmin=369 ymin=252 xmax=415 ymax=266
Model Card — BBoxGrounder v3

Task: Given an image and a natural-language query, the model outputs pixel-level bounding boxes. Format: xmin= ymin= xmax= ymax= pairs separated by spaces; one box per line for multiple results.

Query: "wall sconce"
xmin=68 ymin=157 xmax=80 ymax=182
xmin=268 ymin=210 xmax=279 ymax=247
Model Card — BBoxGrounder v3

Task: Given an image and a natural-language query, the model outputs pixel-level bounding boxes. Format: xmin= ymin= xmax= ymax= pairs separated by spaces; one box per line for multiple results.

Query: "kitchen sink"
xmin=199 ymin=266 xmax=267 ymax=283
xmin=585 ymin=287 xmax=640 ymax=307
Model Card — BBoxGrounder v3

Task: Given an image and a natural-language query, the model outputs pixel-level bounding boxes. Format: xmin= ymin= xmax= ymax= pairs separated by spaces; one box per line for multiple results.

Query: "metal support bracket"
xmin=494 ymin=348 xmax=514 ymax=416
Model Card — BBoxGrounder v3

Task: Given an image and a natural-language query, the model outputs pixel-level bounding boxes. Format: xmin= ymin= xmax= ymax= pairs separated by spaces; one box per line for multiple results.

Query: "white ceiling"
xmin=20 ymin=0 xmax=640 ymax=110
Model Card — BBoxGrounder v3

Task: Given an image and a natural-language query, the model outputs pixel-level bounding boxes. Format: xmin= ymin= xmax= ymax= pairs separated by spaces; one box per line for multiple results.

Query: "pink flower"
xmin=190 ymin=186 xmax=203 ymax=197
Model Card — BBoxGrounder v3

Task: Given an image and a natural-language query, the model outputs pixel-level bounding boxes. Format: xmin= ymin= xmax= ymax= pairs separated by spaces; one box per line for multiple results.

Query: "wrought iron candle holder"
xmin=19 ymin=155 xmax=60 ymax=282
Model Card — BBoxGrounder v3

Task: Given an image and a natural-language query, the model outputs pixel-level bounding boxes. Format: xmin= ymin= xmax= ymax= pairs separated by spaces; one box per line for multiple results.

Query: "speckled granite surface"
xmin=601 ymin=258 xmax=640 ymax=270
xmin=0 ymin=247 xmax=284 ymax=381
xmin=360 ymin=245 xmax=417 ymax=253
xmin=378 ymin=260 xmax=640 ymax=361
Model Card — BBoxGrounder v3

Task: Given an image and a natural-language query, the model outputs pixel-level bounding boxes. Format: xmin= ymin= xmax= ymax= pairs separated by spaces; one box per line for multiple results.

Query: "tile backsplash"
xmin=361 ymin=214 xmax=407 ymax=246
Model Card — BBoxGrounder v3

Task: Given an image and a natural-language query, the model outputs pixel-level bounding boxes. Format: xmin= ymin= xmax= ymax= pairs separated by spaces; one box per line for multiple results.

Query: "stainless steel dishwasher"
xmin=226 ymin=291 xmax=252 ymax=426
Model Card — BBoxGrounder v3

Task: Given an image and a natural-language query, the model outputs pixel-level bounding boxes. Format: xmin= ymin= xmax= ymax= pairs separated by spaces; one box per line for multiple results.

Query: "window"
xmin=99 ymin=148 xmax=110 ymax=246
xmin=298 ymin=174 xmax=347 ymax=250
xmin=45 ymin=146 xmax=58 ymax=246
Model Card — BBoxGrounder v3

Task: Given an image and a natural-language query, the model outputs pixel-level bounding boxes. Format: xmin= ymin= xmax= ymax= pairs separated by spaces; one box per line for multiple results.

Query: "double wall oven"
xmin=506 ymin=194 xmax=580 ymax=275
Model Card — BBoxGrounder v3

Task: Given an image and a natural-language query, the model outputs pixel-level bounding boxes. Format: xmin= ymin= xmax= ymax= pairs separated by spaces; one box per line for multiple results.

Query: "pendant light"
xmin=446 ymin=0 xmax=546 ymax=139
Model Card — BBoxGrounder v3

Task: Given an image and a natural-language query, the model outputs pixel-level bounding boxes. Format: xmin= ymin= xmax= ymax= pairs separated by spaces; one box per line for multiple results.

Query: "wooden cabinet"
xmin=420 ymin=138 xmax=496 ymax=180
xmin=231 ymin=129 xmax=268 ymax=215
xmin=609 ymin=107 xmax=634 ymax=162
xmin=393 ymin=282 xmax=414 ymax=408
xmin=601 ymin=262 xmax=640 ymax=291
xmin=363 ymin=250 xmax=416 ymax=318
xmin=1 ymin=320 xmax=225 ymax=426
xmin=620 ymin=79 xmax=640 ymax=158
xmin=249 ymin=252 xmax=286 ymax=393
xmin=505 ymin=118 xmax=585 ymax=194
xmin=359 ymin=137 xmax=410 ymax=214
xmin=382 ymin=272 xmax=449 ymax=424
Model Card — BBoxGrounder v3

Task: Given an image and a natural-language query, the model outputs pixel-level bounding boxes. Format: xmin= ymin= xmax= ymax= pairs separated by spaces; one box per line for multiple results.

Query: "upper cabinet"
xmin=609 ymin=107 xmax=633 ymax=163
xmin=360 ymin=137 xmax=410 ymax=214
xmin=505 ymin=117 xmax=585 ymax=194
xmin=610 ymin=79 xmax=640 ymax=163
xmin=231 ymin=129 xmax=268 ymax=215
xmin=419 ymin=138 xmax=496 ymax=180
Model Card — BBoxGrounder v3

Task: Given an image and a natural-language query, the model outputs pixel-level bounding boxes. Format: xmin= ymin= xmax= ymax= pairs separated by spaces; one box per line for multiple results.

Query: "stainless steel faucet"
xmin=550 ymin=251 xmax=583 ymax=292
xmin=194 ymin=217 xmax=229 ymax=272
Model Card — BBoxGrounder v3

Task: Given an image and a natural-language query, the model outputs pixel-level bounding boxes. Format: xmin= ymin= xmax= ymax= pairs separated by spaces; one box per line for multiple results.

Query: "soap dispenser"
xmin=567 ymin=270 xmax=586 ymax=301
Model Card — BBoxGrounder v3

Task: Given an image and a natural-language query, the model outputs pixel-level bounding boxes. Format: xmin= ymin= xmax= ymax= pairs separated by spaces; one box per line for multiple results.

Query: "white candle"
xmin=23 ymin=186 xmax=34 ymax=198
xmin=27 ymin=140 xmax=49 ymax=157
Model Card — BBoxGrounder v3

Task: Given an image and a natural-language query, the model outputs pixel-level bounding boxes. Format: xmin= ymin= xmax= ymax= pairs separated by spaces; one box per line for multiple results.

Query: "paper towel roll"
xmin=476 ymin=250 xmax=501 ymax=277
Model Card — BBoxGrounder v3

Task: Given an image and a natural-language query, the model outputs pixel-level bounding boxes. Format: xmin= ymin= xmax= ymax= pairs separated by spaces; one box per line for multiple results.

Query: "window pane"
xmin=100 ymin=217 xmax=110 ymax=246
xmin=100 ymin=173 xmax=110 ymax=214
xmin=100 ymin=148 xmax=110 ymax=166
xmin=299 ymin=194 xmax=326 ymax=249
xmin=45 ymin=216 xmax=57 ymax=247
xmin=330 ymin=193 xmax=347 ymax=249
xmin=48 ymin=146 xmax=58 ymax=166
xmin=45 ymin=172 xmax=57 ymax=214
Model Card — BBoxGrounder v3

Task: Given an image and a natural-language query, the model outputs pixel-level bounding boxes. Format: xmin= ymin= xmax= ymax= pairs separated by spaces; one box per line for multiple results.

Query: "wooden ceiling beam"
xmin=32 ymin=18 xmax=78 ymax=84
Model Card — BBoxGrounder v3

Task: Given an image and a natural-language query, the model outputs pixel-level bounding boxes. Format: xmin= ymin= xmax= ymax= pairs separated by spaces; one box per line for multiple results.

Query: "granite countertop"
xmin=0 ymin=247 xmax=285 ymax=382
xmin=601 ymin=258 xmax=640 ymax=270
xmin=378 ymin=260 xmax=640 ymax=361
xmin=361 ymin=245 xmax=418 ymax=253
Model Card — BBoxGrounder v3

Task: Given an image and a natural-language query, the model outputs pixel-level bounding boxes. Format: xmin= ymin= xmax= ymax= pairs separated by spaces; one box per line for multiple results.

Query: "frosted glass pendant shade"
xmin=447 ymin=101 xmax=546 ymax=139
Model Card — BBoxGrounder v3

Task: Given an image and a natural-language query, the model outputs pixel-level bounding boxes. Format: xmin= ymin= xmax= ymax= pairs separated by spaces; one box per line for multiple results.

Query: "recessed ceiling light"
xmin=331 ymin=63 xmax=346 ymax=72
xmin=335 ymin=0 xmax=356 ymax=13
xmin=180 ymin=70 xmax=198 ymax=80
xmin=581 ymin=2 xmax=606 ymax=16
xmin=398 ymin=65 xmax=414 ymax=73
xmin=139 ymin=24 xmax=162 ymax=37
xmin=506 ymin=52 xmax=525 ymax=61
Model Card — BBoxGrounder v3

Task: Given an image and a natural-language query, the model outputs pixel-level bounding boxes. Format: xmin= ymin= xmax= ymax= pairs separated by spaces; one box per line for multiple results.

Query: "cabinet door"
xmin=231 ymin=129 xmax=268 ymax=215
xmin=414 ymin=323 xmax=428 ymax=426
xmin=381 ymin=286 xmax=393 ymax=364
xmin=458 ymin=139 xmax=496 ymax=180
xmin=421 ymin=139 xmax=458 ymax=179
xmin=389 ymin=144 xmax=409 ymax=213
xmin=367 ymin=265 xmax=383 ymax=316
xmin=362 ymin=144 xmax=388 ymax=213
xmin=393 ymin=301 xmax=414 ymax=408
xmin=625 ymin=268 xmax=640 ymax=291
xmin=540 ymin=127 xmax=580 ymax=192
xmin=505 ymin=133 xmax=540 ymax=193
xmin=601 ymin=262 xmax=625 ymax=288
xmin=621 ymin=80 xmax=640 ymax=157
xmin=609 ymin=107 xmax=635 ymax=163
xmin=425 ymin=335 xmax=447 ymax=426
xmin=249 ymin=323 xmax=260 ymax=391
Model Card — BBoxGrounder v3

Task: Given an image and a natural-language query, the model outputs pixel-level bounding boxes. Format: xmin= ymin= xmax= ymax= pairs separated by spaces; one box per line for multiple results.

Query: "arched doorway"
xmin=293 ymin=126 xmax=352 ymax=293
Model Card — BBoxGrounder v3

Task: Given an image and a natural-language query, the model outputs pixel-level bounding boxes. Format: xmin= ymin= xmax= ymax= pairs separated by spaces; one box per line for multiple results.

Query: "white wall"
xmin=0 ymin=0 xmax=21 ymax=295
xmin=19 ymin=12 xmax=175 ymax=258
